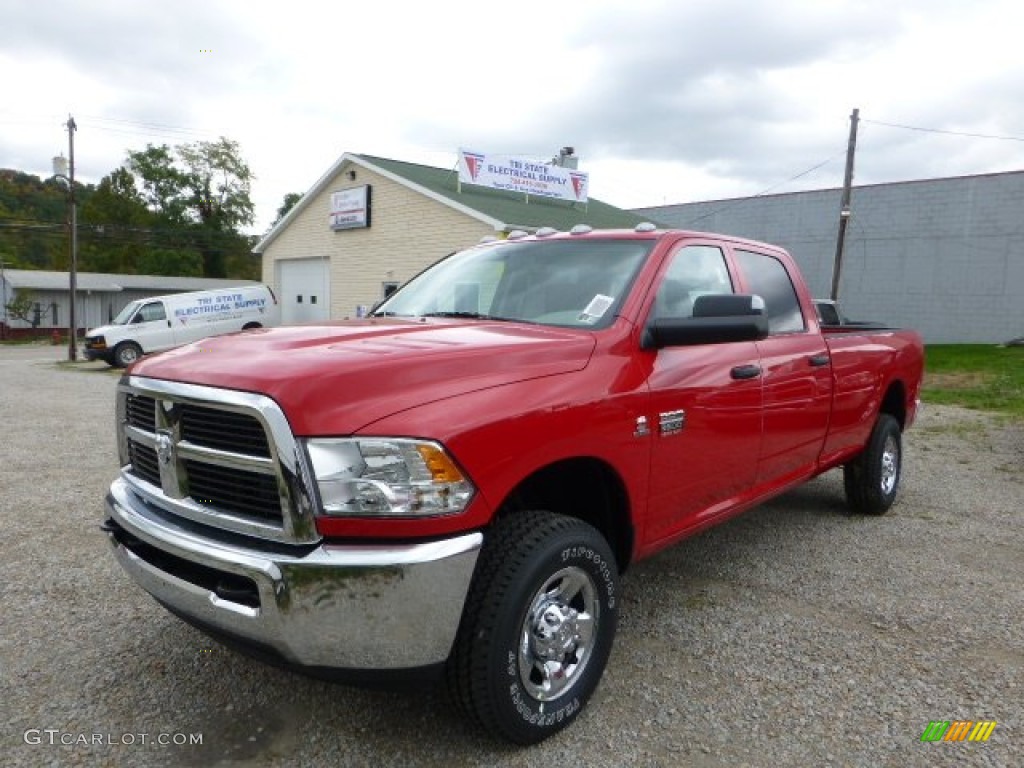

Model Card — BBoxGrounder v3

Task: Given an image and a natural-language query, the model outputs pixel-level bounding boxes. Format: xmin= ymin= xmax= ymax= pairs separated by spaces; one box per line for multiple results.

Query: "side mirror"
xmin=643 ymin=294 xmax=768 ymax=349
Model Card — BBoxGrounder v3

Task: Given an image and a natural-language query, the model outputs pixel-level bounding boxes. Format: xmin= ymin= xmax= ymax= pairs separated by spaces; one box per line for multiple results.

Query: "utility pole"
xmin=68 ymin=115 xmax=78 ymax=361
xmin=830 ymin=108 xmax=859 ymax=301
xmin=0 ymin=258 xmax=7 ymax=341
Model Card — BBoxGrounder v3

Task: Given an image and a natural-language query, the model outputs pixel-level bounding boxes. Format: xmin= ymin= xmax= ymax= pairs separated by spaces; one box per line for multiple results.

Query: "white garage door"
xmin=278 ymin=258 xmax=329 ymax=324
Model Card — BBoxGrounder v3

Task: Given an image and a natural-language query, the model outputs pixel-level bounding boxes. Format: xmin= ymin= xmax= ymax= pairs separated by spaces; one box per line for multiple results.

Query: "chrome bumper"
xmin=105 ymin=477 xmax=482 ymax=670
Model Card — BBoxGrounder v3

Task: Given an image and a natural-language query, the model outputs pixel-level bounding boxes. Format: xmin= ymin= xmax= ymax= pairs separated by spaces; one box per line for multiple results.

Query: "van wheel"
xmin=844 ymin=413 xmax=902 ymax=515
xmin=242 ymin=322 xmax=262 ymax=330
xmin=447 ymin=511 xmax=619 ymax=744
xmin=112 ymin=342 xmax=143 ymax=368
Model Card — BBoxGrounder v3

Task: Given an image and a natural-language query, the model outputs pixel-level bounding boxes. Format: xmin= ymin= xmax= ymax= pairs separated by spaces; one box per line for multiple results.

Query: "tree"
xmin=137 ymin=247 xmax=203 ymax=277
xmin=126 ymin=138 xmax=255 ymax=277
xmin=79 ymin=168 xmax=153 ymax=274
xmin=272 ymin=192 xmax=303 ymax=227
xmin=5 ymin=288 xmax=37 ymax=326
xmin=0 ymin=169 xmax=92 ymax=270
xmin=177 ymin=138 xmax=254 ymax=231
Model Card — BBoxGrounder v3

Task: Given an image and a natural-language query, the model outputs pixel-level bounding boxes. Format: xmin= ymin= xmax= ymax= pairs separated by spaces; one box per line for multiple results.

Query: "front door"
xmin=643 ymin=243 xmax=763 ymax=545
xmin=132 ymin=300 xmax=175 ymax=352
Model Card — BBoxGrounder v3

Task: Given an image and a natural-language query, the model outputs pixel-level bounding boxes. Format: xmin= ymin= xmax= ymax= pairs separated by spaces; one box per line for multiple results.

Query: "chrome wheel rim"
xmin=880 ymin=435 xmax=899 ymax=495
xmin=518 ymin=566 xmax=598 ymax=702
xmin=121 ymin=347 xmax=139 ymax=364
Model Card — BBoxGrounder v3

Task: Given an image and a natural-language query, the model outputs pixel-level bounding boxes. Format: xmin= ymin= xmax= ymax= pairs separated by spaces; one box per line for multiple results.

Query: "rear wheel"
xmin=112 ymin=341 xmax=143 ymax=368
xmin=844 ymin=413 xmax=902 ymax=514
xmin=447 ymin=511 xmax=619 ymax=744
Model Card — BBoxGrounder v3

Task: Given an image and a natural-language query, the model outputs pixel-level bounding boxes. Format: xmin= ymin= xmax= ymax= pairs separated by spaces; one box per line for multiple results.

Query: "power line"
xmin=680 ymin=150 xmax=847 ymax=227
xmin=862 ymin=119 xmax=1024 ymax=143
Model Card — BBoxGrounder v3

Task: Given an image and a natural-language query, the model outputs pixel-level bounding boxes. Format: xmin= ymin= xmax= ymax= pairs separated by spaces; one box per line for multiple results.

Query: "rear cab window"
xmin=733 ymin=249 xmax=806 ymax=334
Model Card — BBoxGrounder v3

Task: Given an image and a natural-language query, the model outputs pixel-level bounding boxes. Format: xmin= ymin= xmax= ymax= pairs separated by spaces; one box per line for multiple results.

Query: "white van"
xmin=84 ymin=284 xmax=280 ymax=367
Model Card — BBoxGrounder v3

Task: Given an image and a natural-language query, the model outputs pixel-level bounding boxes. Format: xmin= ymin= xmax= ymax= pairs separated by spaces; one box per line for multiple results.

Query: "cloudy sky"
xmin=2 ymin=0 xmax=1021 ymax=234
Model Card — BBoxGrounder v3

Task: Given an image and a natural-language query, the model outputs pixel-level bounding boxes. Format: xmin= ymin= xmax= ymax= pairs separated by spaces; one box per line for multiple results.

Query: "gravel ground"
xmin=1 ymin=343 xmax=1021 ymax=768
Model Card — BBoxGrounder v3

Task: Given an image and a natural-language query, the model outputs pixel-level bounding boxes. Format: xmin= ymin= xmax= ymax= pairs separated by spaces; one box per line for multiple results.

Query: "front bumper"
xmin=105 ymin=477 xmax=482 ymax=671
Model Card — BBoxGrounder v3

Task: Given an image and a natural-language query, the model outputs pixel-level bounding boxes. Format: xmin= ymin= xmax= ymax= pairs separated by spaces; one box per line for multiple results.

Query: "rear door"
xmin=732 ymin=248 xmax=832 ymax=486
xmin=642 ymin=242 xmax=763 ymax=544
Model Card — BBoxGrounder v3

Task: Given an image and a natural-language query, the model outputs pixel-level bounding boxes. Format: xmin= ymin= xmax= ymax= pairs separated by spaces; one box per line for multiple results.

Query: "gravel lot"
xmin=2 ymin=343 xmax=1020 ymax=768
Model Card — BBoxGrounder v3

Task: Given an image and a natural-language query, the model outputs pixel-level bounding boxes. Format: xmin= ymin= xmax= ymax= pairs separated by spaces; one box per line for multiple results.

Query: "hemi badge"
xmin=659 ymin=410 xmax=686 ymax=435
xmin=634 ymin=416 xmax=650 ymax=438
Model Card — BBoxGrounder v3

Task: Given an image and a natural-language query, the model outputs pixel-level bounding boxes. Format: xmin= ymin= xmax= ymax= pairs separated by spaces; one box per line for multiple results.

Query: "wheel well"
xmin=242 ymin=322 xmax=262 ymax=330
xmin=494 ymin=458 xmax=633 ymax=572
xmin=880 ymin=380 xmax=906 ymax=429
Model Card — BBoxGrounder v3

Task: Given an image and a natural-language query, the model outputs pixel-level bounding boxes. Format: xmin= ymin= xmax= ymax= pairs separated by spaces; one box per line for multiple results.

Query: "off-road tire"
xmin=447 ymin=511 xmax=619 ymax=744
xmin=844 ymin=413 xmax=902 ymax=515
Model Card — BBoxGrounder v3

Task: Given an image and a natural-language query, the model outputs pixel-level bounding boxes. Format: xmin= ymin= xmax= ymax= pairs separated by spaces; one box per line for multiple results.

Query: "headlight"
xmin=305 ymin=438 xmax=475 ymax=517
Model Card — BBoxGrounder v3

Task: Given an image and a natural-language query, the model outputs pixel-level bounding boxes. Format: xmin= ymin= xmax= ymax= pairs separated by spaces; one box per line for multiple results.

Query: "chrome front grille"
xmin=116 ymin=376 xmax=319 ymax=544
xmin=128 ymin=440 xmax=161 ymax=487
xmin=180 ymin=404 xmax=271 ymax=458
xmin=184 ymin=459 xmax=282 ymax=521
xmin=126 ymin=394 xmax=156 ymax=432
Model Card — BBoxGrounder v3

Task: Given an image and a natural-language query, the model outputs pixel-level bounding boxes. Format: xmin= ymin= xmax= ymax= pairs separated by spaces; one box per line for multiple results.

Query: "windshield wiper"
xmin=420 ymin=311 xmax=511 ymax=321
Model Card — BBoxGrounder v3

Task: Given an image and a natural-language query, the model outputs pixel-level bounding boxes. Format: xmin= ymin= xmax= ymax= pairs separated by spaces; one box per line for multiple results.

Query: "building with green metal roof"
xmin=255 ymin=152 xmax=646 ymax=323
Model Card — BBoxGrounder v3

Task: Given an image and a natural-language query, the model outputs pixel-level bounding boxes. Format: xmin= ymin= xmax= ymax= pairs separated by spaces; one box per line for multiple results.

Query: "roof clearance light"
xmin=507 ymin=230 xmax=529 ymax=240
xmin=479 ymin=235 xmax=499 ymax=244
xmin=635 ymin=222 xmax=658 ymax=232
xmin=535 ymin=227 xmax=558 ymax=237
xmin=570 ymin=224 xmax=593 ymax=235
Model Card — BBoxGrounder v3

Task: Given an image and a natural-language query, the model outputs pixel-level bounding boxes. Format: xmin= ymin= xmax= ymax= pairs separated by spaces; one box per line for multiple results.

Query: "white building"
xmin=0 ymin=268 xmax=260 ymax=339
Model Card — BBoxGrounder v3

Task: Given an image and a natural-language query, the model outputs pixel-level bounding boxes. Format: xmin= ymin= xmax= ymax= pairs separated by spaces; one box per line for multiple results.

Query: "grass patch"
xmin=923 ymin=344 xmax=1024 ymax=418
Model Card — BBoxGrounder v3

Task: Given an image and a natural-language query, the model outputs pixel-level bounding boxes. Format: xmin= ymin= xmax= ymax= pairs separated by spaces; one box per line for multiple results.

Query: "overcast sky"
xmin=2 ymin=0 xmax=1022 ymax=234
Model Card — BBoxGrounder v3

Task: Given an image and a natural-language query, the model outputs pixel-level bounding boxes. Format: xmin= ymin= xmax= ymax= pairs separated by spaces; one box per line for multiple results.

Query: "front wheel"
xmin=447 ymin=511 xmax=619 ymax=744
xmin=844 ymin=413 xmax=902 ymax=514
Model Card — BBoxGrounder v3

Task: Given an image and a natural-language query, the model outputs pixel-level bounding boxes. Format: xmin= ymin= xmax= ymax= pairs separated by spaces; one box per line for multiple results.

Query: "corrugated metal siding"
xmin=635 ymin=172 xmax=1024 ymax=343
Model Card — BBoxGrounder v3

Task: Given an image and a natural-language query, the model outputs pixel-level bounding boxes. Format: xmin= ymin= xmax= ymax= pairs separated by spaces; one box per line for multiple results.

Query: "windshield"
xmin=111 ymin=302 xmax=140 ymax=325
xmin=372 ymin=238 xmax=653 ymax=329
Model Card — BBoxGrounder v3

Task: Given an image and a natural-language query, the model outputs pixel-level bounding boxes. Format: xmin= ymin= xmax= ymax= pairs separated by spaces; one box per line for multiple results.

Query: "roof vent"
xmin=570 ymin=224 xmax=593 ymax=236
xmin=507 ymin=230 xmax=529 ymax=240
xmin=635 ymin=222 xmax=658 ymax=233
xmin=535 ymin=227 xmax=558 ymax=237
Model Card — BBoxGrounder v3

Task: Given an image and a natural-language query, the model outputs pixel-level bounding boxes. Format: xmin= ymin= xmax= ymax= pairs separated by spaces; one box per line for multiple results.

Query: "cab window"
xmin=651 ymin=245 xmax=734 ymax=321
xmin=135 ymin=302 xmax=167 ymax=323
xmin=734 ymin=250 xmax=805 ymax=334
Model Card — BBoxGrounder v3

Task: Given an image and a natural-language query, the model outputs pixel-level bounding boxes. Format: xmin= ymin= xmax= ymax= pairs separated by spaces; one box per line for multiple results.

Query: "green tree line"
xmin=0 ymin=137 xmax=263 ymax=279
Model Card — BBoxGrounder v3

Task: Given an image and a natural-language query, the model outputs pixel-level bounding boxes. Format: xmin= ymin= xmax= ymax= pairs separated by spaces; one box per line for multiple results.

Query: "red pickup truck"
xmin=103 ymin=225 xmax=923 ymax=744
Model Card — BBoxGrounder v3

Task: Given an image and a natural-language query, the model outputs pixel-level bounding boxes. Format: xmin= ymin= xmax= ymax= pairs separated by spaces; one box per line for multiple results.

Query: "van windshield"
xmin=112 ymin=302 xmax=140 ymax=325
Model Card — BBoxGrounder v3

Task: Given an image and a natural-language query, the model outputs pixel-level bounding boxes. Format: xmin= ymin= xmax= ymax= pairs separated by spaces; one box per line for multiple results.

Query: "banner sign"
xmin=458 ymin=149 xmax=588 ymax=203
xmin=329 ymin=185 xmax=371 ymax=230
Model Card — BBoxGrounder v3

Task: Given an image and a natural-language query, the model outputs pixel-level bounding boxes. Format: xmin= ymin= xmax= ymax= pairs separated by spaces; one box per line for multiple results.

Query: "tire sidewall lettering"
xmin=501 ymin=543 xmax=616 ymax=732
xmin=561 ymin=545 xmax=616 ymax=608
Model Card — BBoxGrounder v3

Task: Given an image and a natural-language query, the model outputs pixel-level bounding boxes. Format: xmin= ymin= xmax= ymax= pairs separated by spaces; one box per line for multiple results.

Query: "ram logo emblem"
xmin=155 ymin=430 xmax=175 ymax=467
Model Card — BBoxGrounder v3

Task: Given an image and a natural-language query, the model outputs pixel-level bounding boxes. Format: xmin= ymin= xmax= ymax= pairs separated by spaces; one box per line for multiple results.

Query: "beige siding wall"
xmin=262 ymin=162 xmax=495 ymax=318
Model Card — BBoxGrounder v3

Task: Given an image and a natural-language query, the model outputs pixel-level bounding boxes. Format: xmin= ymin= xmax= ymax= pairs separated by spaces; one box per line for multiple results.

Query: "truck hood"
xmin=129 ymin=319 xmax=596 ymax=435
